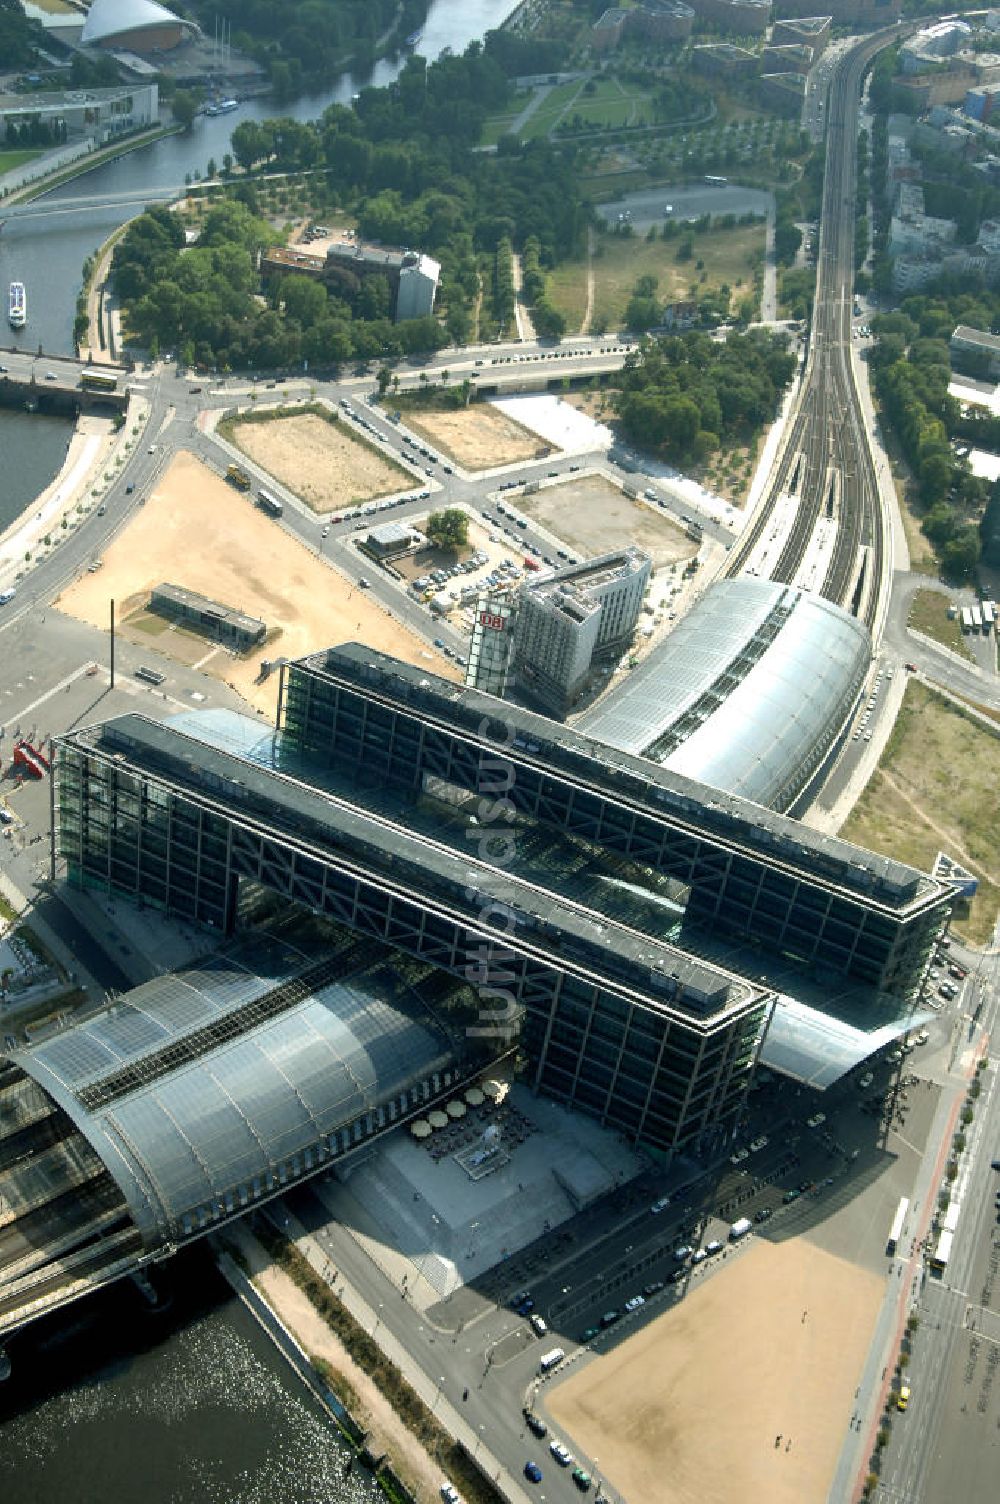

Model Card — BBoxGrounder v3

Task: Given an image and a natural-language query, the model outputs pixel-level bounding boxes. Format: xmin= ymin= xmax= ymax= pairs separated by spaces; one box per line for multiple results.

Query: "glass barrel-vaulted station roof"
xmin=14 ymin=934 xmax=454 ymax=1251
xmin=578 ymin=579 xmax=871 ymax=812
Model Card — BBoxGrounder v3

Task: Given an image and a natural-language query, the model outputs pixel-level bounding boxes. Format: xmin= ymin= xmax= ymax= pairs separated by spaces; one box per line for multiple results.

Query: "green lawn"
xmin=548 ymin=221 xmax=765 ymax=332
xmin=0 ymin=148 xmax=42 ymax=175
xmin=521 ymin=77 xmax=659 ymax=142
xmin=908 ymin=587 xmax=976 ymax=662
xmin=480 ymin=91 xmax=535 ymax=147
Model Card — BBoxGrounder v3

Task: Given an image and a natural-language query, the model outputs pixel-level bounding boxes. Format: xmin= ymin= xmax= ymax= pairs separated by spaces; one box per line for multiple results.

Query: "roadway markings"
xmin=1 ymin=662 xmax=97 ymax=729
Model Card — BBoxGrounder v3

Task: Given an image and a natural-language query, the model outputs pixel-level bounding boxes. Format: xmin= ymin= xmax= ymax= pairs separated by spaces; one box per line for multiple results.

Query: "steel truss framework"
xmin=53 ymin=739 xmax=764 ymax=1155
xmin=277 ymin=657 xmax=946 ymax=1002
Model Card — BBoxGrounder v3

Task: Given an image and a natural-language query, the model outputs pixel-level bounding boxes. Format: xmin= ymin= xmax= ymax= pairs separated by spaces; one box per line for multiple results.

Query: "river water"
xmin=0 ymin=5 xmax=514 ymax=1497
xmin=0 ymin=1247 xmax=383 ymax=1504
xmin=0 ymin=0 xmax=516 ymax=517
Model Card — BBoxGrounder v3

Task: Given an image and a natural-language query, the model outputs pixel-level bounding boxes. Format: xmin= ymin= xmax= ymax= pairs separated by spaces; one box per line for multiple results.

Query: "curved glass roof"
xmin=17 ymin=935 xmax=453 ymax=1250
xmin=579 ymin=579 xmax=871 ymax=811
xmin=760 ymin=996 xmax=935 ymax=1090
xmin=82 ymin=0 xmax=186 ymax=44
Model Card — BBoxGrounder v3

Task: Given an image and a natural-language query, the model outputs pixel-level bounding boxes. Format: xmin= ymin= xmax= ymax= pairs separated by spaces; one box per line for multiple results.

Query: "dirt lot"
xmin=840 ymin=680 xmax=1000 ymax=944
xmin=517 ymin=475 xmax=698 ymax=567
xmin=547 ymin=1238 xmax=882 ymax=1504
xmin=228 ymin=409 xmax=409 ymax=513
xmin=403 ymin=404 xmax=548 ymax=470
xmin=56 ymin=452 xmax=454 ymax=714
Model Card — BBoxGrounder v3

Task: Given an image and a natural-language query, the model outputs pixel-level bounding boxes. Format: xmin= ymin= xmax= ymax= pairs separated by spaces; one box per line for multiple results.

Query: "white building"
xmin=0 ymin=83 xmax=159 ymax=145
xmin=395 ymin=252 xmax=441 ymax=322
xmin=513 ymin=548 xmax=651 ymax=715
xmin=900 ymin=20 xmax=972 ymax=74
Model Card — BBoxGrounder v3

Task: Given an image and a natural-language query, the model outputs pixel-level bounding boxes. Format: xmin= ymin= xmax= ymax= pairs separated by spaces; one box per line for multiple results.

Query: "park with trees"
xmin=614 ymin=328 xmax=796 ymax=464
xmin=866 ymin=286 xmax=1000 ymax=580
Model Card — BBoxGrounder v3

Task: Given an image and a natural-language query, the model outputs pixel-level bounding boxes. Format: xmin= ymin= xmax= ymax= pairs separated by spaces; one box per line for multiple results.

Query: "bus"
xmin=961 ymin=607 xmax=973 ymax=634
xmin=930 ymin=1227 xmax=953 ymax=1275
xmin=257 ymin=488 xmax=283 ymax=517
xmin=887 ymin=1196 xmax=909 ymax=1256
xmin=704 ymin=175 xmax=728 ymax=186
xmin=80 ymin=370 xmax=119 ymax=394
xmin=134 ymin=665 xmax=165 ymax=685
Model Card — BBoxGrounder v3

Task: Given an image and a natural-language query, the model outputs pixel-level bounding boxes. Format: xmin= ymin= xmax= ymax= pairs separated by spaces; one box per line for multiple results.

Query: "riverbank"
xmin=221 ymin=1224 xmax=438 ymax=1503
xmin=222 ymin=1208 xmax=531 ymax=1504
xmin=81 ymin=222 xmax=130 ymax=361
xmin=0 ymin=394 xmax=149 ymax=593
xmin=1 ymin=124 xmax=179 ymax=210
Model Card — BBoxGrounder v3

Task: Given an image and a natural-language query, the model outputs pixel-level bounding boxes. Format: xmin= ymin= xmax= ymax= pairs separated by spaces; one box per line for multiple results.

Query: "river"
xmin=0 ymin=4 xmax=515 ymax=1497
xmin=0 ymin=1247 xmax=383 ymax=1504
xmin=0 ymin=0 xmax=517 ymax=522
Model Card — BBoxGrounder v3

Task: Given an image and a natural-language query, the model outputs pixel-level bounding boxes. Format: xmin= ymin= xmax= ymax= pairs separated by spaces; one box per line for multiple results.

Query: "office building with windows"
xmin=512 ymin=548 xmax=651 ymax=714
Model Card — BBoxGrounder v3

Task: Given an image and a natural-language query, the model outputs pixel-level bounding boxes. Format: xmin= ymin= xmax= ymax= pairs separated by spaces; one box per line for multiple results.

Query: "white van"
xmin=539 ymin=1347 xmax=565 ymax=1373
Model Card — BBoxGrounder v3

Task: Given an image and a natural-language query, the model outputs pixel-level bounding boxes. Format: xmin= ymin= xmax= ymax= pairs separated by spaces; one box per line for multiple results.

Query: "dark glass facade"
xmin=54 ymin=716 xmax=767 ymax=1158
xmin=278 ymin=653 xmax=946 ymax=1004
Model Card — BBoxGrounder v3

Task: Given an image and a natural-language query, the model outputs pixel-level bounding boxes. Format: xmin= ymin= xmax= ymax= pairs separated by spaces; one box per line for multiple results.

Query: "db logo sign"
xmin=479 ymin=612 xmax=506 ymax=630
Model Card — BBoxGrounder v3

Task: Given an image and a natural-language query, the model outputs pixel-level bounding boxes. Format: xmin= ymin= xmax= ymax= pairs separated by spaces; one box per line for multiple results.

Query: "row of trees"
xmin=614 ymin=329 xmax=796 ymax=462
xmin=520 ymin=236 xmax=566 ymax=340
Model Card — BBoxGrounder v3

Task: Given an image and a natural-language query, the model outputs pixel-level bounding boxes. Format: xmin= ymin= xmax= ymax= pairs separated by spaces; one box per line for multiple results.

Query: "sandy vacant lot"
xmin=840 ymin=679 xmax=1000 ymax=944
xmin=519 ymin=475 xmax=698 ymax=568
xmin=57 ymin=452 xmax=453 ymax=714
xmin=547 ymin=1238 xmax=882 ymax=1504
xmin=229 ymin=410 xmax=409 ymax=512
xmin=405 ymin=404 xmax=547 ymax=469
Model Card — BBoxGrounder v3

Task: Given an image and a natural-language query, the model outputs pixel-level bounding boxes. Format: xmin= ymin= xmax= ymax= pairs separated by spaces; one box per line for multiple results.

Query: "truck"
xmin=729 ymin=1217 xmax=753 ymax=1241
xmin=257 ymin=488 xmax=283 ymax=517
xmin=226 ymin=463 xmax=251 ymax=491
xmin=982 ymin=600 xmax=996 ymax=633
xmin=960 ymin=607 xmax=973 ymax=634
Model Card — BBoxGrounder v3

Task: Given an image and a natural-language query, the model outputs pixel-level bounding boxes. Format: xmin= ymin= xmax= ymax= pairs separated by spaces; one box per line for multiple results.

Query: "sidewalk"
xmin=268 ymin=1205 xmax=533 ymax=1504
xmin=0 ymin=394 xmax=151 ymax=591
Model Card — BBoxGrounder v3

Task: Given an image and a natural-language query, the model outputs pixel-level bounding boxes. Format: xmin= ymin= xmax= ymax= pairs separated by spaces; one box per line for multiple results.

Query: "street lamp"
xmin=433 ymin=1375 xmax=446 ymax=1412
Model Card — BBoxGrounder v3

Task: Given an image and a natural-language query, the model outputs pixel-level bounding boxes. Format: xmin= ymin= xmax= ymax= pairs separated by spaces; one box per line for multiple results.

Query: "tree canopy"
xmin=425 ymin=508 xmax=469 ymax=551
xmin=867 ymin=280 xmax=999 ymax=579
xmin=614 ymin=330 xmax=796 ymax=461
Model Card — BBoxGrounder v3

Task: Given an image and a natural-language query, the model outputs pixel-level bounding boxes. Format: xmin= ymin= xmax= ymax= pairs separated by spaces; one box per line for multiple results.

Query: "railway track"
xmin=726 ymin=26 xmax=901 ymax=634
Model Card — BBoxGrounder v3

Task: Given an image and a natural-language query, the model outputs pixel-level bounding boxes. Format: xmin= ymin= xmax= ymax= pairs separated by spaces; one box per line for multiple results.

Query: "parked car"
xmin=525 ymin=1413 xmax=548 ymax=1438
xmin=524 ymin=1462 xmax=543 ymax=1484
xmin=549 ymin=1442 xmax=573 ymax=1467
